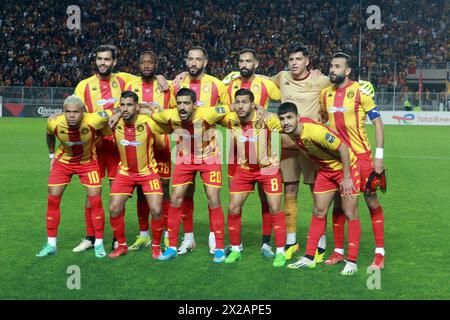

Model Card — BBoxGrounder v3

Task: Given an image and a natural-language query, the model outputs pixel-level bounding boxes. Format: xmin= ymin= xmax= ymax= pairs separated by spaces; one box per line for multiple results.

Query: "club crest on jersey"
xmin=252 ymin=84 xmax=260 ymax=92
xmin=97 ymin=98 xmax=117 ymax=106
xmin=111 ymin=81 xmax=118 ymax=88
xmin=325 ymin=133 xmax=336 ymax=143
xmin=328 ymin=106 xmax=348 ymax=113
xmin=120 ymin=139 xmax=142 ymax=147
xmin=81 ymin=127 xmax=89 ymax=135
xmin=137 ymin=125 xmax=145 ymax=133
xmin=347 ymin=91 xmax=355 ymax=98
xmin=304 ymin=82 xmax=313 ymax=90
xmin=203 ymin=86 xmax=210 ymax=92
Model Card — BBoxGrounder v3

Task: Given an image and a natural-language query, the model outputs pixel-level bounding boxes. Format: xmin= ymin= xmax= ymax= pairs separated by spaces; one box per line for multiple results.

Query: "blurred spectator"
xmin=0 ymin=0 xmax=448 ymax=88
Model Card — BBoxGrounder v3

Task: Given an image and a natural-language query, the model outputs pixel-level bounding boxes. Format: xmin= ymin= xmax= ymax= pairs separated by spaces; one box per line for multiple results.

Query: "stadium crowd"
xmin=0 ymin=0 xmax=448 ymax=90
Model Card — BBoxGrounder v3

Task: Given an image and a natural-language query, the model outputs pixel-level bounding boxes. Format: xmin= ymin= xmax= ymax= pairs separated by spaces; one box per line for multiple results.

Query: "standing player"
xmin=225 ymin=48 xmax=281 ymax=257
xmin=73 ymin=45 xmax=138 ymax=252
xmin=153 ymin=88 xmax=230 ymax=263
xmin=172 ymin=46 xmax=231 ymax=255
xmin=277 ymin=103 xmax=362 ymax=275
xmin=125 ymin=50 xmax=176 ymax=251
xmin=107 ymin=91 xmax=167 ymax=259
xmin=320 ymin=52 xmax=386 ymax=270
xmin=36 ymin=95 xmax=119 ymax=258
xmin=222 ymin=89 xmax=287 ymax=267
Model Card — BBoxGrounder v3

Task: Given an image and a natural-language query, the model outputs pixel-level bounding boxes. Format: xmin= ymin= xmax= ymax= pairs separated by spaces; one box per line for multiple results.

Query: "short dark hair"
xmin=120 ymin=90 xmax=139 ymax=103
xmin=139 ymin=50 xmax=158 ymax=62
xmin=176 ymin=88 xmax=197 ymax=103
xmin=333 ymin=51 xmax=352 ymax=68
xmin=235 ymin=88 xmax=255 ymax=103
xmin=277 ymin=102 xmax=298 ymax=116
xmin=189 ymin=46 xmax=208 ymax=59
xmin=287 ymin=44 xmax=309 ymax=57
xmin=239 ymin=48 xmax=258 ymax=60
xmin=95 ymin=45 xmax=117 ymax=60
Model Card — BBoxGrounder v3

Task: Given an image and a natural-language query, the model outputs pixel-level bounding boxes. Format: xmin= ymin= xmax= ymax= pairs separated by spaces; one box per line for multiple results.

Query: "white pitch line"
xmin=385 ymin=155 xmax=450 ymax=160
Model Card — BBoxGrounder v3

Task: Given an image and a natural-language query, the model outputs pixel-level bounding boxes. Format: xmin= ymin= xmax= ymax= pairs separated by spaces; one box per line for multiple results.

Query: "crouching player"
xmin=277 ymin=102 xmax=362 ymax=275
xmin=107 ymin=91 xmax=167 ymax=259
xmin=37 ymin=95 xmax=120 ymax=258
xmin=222 ymin=89 xmax=287 ymax=267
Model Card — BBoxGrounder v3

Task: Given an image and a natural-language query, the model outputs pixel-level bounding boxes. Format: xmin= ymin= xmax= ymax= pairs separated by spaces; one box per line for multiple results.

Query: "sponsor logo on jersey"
xmin=328 ymin=106 xmax=348 ymax=113
xmin=325 ymin=133 xmax=336 ymax=143
xmin=120 ymin=140 xmax=142 ymax=147
xmin=239 ymin=136 xmax=258 ymax=142
xmin=64 ymin=141 xmax=84 ymax=146
xmin=97 ymin=98 xmax=117 ymax=106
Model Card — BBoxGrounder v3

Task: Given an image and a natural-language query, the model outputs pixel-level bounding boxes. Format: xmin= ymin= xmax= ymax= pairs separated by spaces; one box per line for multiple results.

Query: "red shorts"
xmin=228 ymin=163 xmax=238 ymax=179
xmin=110 ymin=173 xmax=163 ymax=196
xmin=154 ymin=134 xmax=172 ymax=180
xmin=313 ymin=163 xmax=361 ymax=195
xmin=48 ymin=160 xmax=102 ymax=188
xmin=230 ymin=166 xmax=282 ymax=195
xmin=172 ymin=162 xmax=222 ymax=188
xmin=97 ymin=138 xmax=120 ymax=180
xmin=357 ymin=152 xmax=374 ymax=192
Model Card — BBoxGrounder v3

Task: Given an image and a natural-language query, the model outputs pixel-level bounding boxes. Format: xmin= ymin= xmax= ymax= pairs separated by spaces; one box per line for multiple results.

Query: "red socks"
xmin=181 ymin=197 xmax=194 ymax=233
xmin=46 ymin=195 xmax=62 ymax=237
xmin=88 ymin=195 xmax=105 ymax=239
xmin=84 ymin=206 xmax=95 ymax=237
xmin=167 ymin=205 xmax=182 ymax=247
xmin=162 ymin=200 xmax=170 ymax=230
xmin=272 ymin=211 xmax=286 ymax=248
xmin=370 ymin=206 xmax=385 ymax=248
xmin=110 ymin=210 xmax=126 ymax=244
xmin=347 ymin=219 xmax=362 ymax=262
xmin=227 ymin=213 xmax=242 ymax=246
xmin=137 ymin=198 xmax=150 ymax=232
xmin=305 ymin=215 xmax=326 ymax=257
xmin=261 ymin=201 xmax=272 ymax=237
xmin=209 ymin=207 xmax=225 ymax=249
xmin=332 ymin=207 xmax=346 ymax=249
xmin=151 ymin=217 xmax=164 ymax=246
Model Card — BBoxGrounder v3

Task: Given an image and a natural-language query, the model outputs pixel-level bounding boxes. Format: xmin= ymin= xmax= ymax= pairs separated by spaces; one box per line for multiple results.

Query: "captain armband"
xmin=367 ymin=107 xmax=381 ymax=121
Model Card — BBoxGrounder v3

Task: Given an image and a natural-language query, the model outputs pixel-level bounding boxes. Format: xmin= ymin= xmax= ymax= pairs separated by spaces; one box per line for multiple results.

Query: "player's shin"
xmin=46 ymin=195 xmax=62 ymax=243
xmin=167 ymin=205 xmax=182 ymax=248
xmin=347 ymin=219 xmax=362 ymax=262
xmin=88 ymin=195 xmax=105 ymax=244
xmin=84 ymin=206 xmax=95 ymax=238
xmin=209 ymin=206 xmax=225 ymax=250
xmin=151 ymin=216 xmax=164 ymax=246
xmin=110 ymin=210 xmax=126 ymax=245
xmin=181 ymin=196 xmax=194 ymax=234
xmin=261 ymin=201 xmax=272 ymax=244
xmin=284 ymin=193 xmax=297 ymax=245
xmin=227 ymin=212 xmax=242 ymax=249
xmin=272 ymin=211 xmax=286 ymax=253
xmin=332 ymin=207 xmax=346 ymax=252
xmin=137 ymin=198 xmax=150 ymax=236
xmin=305 ymin=215 xmax=326 ymax=259
xmin=370 ymin=206 xmax=385 ymax=253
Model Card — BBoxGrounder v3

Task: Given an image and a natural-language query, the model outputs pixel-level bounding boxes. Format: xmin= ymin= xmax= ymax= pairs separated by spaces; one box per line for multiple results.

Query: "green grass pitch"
xmin=0 ymin=117 xmax=449 ymax=299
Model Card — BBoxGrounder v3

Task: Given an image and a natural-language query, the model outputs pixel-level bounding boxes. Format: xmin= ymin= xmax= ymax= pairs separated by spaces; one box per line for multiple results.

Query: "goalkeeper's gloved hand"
xmin=364 ymin=169 xmax=387 ymax=195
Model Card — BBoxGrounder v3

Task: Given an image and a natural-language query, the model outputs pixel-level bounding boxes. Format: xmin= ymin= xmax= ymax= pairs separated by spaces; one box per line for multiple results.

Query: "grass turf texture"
xmin=0 ymin=117 xmax=449 ymax=300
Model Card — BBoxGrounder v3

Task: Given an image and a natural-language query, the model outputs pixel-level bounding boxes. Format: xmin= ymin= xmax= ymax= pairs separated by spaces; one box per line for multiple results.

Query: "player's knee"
xmin=312 ymin=205 xmax=327 ymax=218
xmin=150 ymin=208 xmax=162 ymax=220
xmin=284 ymin=182 xmax=299 ymax=194
xmin=269 ymin=204 xmax=281 ymax=215
xmin=109 ymin=203 xmax=122 ymax=217
xmin=365 ymin=194 xmax=380 ymax=209
xmin=228 ymin=203 xmax=241 ymax=215
xmin=207 ymin=196 xmax=221 ymax=209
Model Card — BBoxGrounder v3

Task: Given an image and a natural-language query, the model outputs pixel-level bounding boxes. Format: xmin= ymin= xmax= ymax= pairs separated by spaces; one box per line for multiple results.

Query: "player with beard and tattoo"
xmin=73 ymin=45 xmax=139 ymax=253
xmin=171 ymin=47 xmax=231 ymax=256
xmin=125 ymin=51 xmax=176 ymax=252
xmin=224 ymin=49 xmax=281 ymax=258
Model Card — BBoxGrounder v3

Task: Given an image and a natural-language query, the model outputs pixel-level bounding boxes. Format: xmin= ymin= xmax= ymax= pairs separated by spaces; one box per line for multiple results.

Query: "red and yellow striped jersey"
xmin=151 ymin=106 xmax=230 ymax=162
xmin=290 ymin=117 xmax=357 ymax=171
xmin=321 ymin=81 xmax=377 ymax=155
xmin=227 ymin=76 xmax=281 ymax=109
xmin=112 ymin=115 xmax=167 ymax=176
xmin=174 ymin=74 xmax=231 ymax=107
xmin=221 ymin=112 xmax=281 ymax=171
xmin=126 ymin=77 xmax=176 ymax=150
xmin=47 ymin=110 xmax=112 ymax=165
xmin=126 ymin=77 xmax=176 ymax=109
xmin=74 ymin=72 xmax=138 ymax=113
